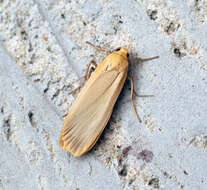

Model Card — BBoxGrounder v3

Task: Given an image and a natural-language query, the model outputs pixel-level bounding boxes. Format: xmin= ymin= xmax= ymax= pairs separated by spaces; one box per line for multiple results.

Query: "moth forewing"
xmin=59 ymin=48 xmax=129 ymax=156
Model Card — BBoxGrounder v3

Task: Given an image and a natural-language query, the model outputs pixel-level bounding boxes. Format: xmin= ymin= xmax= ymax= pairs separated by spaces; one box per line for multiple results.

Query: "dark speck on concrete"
xmin=148 ymin=178 xmax=160 ymax=188
xmin=122 ymin=146 xmax=132 ymax=157
xmin=137 ymin=149 xmax=153 ymax=163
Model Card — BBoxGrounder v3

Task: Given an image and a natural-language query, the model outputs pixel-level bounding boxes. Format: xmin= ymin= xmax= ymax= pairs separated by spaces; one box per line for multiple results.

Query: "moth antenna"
xmin=132 ymin=55 xmax=159 ymax=62
xmin=86 ymin=41 xmax=111 ymax=53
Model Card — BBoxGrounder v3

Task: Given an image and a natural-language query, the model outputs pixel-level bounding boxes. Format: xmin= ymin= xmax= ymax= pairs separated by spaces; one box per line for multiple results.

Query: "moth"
xmin=59 ymin=42 xmax=158 ymax=156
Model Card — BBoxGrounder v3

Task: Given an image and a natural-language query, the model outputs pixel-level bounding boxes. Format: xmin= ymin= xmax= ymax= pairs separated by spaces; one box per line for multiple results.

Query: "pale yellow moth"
xmin=59 ymin=43 xmax=158 ymax=156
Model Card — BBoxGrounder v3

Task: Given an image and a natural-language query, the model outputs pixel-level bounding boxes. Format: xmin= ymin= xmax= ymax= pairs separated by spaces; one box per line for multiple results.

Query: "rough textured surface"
xmin=0 ymin=0 xmax=207 ymax=189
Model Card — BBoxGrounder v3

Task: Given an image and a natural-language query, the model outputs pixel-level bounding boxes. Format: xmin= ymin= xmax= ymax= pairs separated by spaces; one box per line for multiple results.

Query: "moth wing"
xmin=59 ymin=70 xmax=127 ymax=156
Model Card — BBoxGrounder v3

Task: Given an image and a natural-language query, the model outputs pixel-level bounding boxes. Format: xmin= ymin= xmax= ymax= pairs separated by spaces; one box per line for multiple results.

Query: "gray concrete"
xmin=0 ymin=0 xmax=207 ymax=189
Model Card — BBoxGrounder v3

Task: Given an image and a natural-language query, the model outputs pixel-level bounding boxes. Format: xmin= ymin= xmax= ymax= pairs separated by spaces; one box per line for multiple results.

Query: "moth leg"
xmin=133 ymin=55 xmax=159 ymax=62
xmin=128 ymin=76 xmax=142 ymax=123
xmin=86 ymin=41 xmax=111 ymax=53
xmin=62 ymin=111 xmax=68 ymax=118
xmin=133 ymin=90 xmax=154 ymax=98
xmin=69 ymin=60 xmax=97 ymax=94
xmin=68 ymin=80 xmax=85 ymax=95
xmin=86 ymin=60 xmax=97 ymax=80
xmin=67 ymin=75 xmax=85 ymax=91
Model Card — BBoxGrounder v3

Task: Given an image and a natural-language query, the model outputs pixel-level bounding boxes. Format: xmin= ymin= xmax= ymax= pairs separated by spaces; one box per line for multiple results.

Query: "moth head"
xmin=114 ymin=47 xmax=129 ymax=59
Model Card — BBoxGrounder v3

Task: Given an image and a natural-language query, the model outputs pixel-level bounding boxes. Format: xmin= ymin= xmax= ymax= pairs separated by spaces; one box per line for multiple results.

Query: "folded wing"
xmin=59 ymin=69 xmax=127 ymax=156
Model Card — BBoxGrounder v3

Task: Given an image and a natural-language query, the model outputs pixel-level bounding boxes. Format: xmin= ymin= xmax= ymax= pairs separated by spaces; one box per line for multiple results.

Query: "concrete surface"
xmin=0 ymin=0 xmax=207 ymax=189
